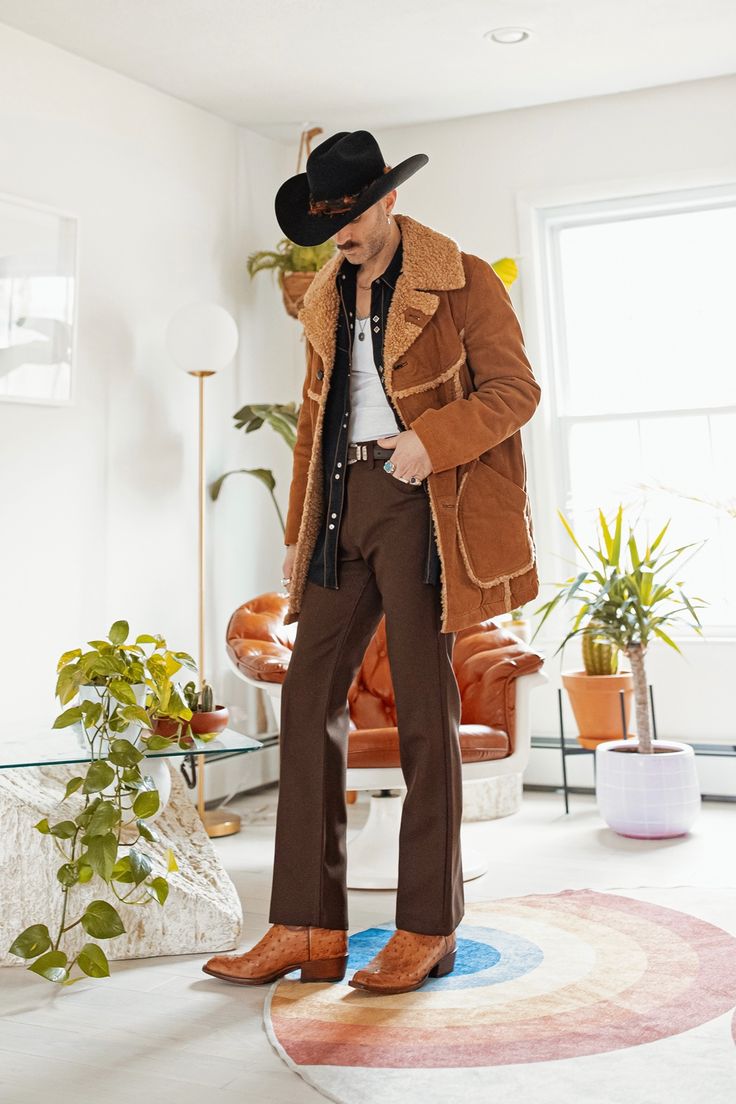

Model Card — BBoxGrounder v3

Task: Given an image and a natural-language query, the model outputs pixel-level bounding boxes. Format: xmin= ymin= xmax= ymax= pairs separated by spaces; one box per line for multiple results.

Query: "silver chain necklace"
xmin=356 ymin=315 xmax=369 ymax=342
xmin=357 ymin=270 xmax=377 ymax=340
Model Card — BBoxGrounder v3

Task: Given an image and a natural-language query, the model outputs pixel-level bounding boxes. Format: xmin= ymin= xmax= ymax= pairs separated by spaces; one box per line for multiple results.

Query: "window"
xmin=537 ymin=185 xmax=736 ymax=634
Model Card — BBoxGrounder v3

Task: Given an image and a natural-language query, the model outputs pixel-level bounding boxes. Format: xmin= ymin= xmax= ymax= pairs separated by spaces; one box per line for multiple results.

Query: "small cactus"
xmin=199 ymin=682 xmax=214 ymax=712
xmin=582 ymin=623 xmax=619 ymax=675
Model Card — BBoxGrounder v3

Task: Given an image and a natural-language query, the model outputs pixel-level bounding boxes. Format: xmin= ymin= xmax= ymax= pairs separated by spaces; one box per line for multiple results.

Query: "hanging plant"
xmin=247 ymin=238 xmax=336 ymax=318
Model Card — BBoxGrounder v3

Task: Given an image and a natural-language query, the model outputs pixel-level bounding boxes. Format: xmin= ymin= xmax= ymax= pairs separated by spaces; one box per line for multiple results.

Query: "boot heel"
xmin=299 ymin=955 xmax=349 ymax=983
xmin=429 ymin=948 xmax=456 ymax=978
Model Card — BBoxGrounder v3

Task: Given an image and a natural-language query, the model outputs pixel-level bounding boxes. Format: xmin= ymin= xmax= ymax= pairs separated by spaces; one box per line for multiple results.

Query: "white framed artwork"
xmin=0 ymin=191 xmax=78 ymax=405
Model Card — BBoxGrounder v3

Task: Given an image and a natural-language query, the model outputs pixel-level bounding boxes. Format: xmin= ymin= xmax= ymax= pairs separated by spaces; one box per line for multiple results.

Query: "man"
xmin=204 ymin=131 xmax=541 ymax=995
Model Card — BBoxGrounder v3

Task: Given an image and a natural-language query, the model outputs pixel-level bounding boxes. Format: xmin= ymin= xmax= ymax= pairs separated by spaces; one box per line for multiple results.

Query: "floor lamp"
xmin=165 ymin=301 xmax=241 ymax=838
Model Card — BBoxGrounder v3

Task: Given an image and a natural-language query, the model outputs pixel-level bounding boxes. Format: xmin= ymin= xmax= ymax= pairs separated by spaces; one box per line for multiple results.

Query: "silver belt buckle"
xmin=348 ymin=443 xmax=367 ymax=463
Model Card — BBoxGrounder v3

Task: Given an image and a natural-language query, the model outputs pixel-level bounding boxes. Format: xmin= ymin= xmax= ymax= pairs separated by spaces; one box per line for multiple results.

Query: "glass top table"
xmin=0 ymin=727 xmax=279 ymax=771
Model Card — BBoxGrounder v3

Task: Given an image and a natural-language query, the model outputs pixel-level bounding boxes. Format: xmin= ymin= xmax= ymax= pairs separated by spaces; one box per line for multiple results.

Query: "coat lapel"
xmin=297 ymin=213 xmax=466 ymax=398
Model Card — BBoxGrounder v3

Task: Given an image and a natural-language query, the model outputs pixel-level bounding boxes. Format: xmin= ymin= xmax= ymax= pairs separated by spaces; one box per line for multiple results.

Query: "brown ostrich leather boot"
xmin=202 ymin=924 xmax=349 ymax=985
xmin=348 ymin=928 xmax=457 ymax=994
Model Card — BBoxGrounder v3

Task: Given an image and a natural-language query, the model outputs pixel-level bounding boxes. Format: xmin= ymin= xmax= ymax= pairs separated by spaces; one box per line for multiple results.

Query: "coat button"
xmin=316 ymin=369 xmax=324 ymax=379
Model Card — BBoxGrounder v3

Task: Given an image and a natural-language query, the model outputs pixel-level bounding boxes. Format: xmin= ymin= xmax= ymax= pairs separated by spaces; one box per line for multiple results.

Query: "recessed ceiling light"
xmin=485 ymin=27 xmax=531 ymax=44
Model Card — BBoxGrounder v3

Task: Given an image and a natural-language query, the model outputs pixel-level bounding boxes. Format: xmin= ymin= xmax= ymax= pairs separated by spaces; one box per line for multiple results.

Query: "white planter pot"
xmin=72 ymin=683 xmax=171 ymax=817
xmin=137 ymin=756 xmax=172 ymax=818
xmin=74 ymin=682 xmax=148 ymax=752
xmin=97 ymin=756 xmax=171 ymax=820
xmin=595 ymin=739 xmax=701 ymax=839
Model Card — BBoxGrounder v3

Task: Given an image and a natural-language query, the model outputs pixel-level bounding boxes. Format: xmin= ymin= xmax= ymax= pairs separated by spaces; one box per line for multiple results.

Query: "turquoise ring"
xmin=383 ymin=460 xmax=395 ymax=473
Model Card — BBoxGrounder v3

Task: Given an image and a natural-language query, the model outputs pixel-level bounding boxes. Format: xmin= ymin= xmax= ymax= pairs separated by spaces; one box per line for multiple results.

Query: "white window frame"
xmin=516 ymin=171 xmax=736 ymax=646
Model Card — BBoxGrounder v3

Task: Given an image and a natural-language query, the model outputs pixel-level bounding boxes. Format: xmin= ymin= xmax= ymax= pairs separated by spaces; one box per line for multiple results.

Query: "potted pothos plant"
xmin=8 ymin=621 xmax=197 ymax=985
xmin=151 ymin=680 xmax=229 ymax=744
xmin=531 ymin=504 xmax=709 ymax=838
xmin=247 ymin=237 xmax=336 ymax=318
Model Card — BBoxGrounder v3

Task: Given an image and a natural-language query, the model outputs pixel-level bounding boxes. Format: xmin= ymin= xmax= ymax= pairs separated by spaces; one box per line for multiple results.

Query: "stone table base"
xmin=1 ymin=761 xmax=243 ymax=967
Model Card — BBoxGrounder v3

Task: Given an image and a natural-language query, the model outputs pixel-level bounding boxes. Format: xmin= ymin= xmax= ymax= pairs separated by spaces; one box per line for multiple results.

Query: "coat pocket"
xmin=456 ymin=457 xmax=534 ymax=584
xmin=392 ymin=341 xmax=467 ymax=408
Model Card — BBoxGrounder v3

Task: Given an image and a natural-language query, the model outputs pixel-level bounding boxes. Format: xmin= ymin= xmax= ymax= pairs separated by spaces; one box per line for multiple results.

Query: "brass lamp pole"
xmin=166 ymin=302 xmax=241 ymax=837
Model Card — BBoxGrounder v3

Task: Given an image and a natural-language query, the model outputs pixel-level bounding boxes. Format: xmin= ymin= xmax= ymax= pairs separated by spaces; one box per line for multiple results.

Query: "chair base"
xmin=346 ymin=791 xmax=488 ymax=890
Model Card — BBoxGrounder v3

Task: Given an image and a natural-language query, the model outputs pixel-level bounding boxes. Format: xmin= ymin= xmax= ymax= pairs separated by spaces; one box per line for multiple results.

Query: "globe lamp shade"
xmin=166 ymin=302 xmax=239 ymax=376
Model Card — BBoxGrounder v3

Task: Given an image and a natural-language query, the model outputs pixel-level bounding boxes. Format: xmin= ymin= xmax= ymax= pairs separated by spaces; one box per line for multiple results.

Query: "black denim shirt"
xmin=306 ymin=233 xmax=441 ymax=589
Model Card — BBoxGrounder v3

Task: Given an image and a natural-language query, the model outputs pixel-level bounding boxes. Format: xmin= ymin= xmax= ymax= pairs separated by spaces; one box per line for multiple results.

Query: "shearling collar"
xmin=297 ymin=212 xmax=466 ymax=377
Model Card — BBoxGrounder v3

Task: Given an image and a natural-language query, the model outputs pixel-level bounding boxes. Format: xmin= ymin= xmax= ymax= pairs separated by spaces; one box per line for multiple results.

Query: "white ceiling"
xmin=1 ymin=0 xmax=734 ymax=144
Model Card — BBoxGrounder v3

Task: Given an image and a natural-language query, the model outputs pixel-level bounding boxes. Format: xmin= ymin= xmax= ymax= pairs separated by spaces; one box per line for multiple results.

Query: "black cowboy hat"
xmin=274 ymin=130 xmax=428 ymax=247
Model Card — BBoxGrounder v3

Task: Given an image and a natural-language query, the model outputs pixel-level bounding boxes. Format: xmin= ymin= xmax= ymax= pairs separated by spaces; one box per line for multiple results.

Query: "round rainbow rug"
xmin=264 ymin=887 xmax=736 ymax=1104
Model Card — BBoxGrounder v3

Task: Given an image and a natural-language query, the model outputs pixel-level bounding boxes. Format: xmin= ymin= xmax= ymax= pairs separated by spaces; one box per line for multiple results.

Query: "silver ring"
xmin=383 ymin=460 xmax=395 ymax=473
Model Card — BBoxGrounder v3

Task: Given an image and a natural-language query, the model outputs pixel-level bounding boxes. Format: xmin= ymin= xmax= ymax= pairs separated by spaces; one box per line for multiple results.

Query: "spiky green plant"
xmin=199 ymin=682 xmax=214 ymax=713
xmin=530 ymin=504 xmax=709 ymax=753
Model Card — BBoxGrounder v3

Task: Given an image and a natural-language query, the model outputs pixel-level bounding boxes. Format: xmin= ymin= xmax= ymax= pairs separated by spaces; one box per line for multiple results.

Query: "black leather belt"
xmin=347 ymin=441 xmax=396 ymax=463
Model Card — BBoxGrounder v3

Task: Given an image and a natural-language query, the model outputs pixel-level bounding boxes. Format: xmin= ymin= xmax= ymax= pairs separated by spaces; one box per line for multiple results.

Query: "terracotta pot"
xmin=561 ymin=670 xmax=634 ymax=749
xmin=152 ymin=706 xmax=230 ymax=741
xmin=279 ymin=271 xmax=316 ymax=318
xmin=189 ymin=706 xmax=230 ymax=738
xmin=151 ymin=716 xmax=184 ymax=739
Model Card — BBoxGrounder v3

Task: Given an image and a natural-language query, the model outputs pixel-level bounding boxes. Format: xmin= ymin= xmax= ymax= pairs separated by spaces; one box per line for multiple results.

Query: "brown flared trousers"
xmin=268 ymin=440 xmax=465 ymax=936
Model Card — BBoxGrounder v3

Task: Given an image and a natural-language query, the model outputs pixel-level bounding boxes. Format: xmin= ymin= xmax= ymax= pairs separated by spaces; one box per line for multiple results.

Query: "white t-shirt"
xmin=347 ymin=316 xmax=402 ymax=443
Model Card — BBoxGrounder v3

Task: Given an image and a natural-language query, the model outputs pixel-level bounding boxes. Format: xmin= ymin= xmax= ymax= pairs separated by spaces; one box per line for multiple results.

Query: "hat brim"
xmin=274 ymin=153 xmax=429 ymax=247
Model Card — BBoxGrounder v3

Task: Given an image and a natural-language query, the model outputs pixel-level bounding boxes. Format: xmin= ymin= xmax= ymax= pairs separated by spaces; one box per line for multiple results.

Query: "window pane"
xmin=568 ymin=418 xmax=641 ymax=512
xmin=558 ymin=205 xmax=736 ymax=416
xmin=567 ymin=415 xmax=732 ymax=629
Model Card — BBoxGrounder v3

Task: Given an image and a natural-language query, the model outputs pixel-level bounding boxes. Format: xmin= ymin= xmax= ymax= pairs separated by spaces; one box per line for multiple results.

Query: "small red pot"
xmin=189 ymin=706 xmax=230 ymax=737
xmin=153 ymin=706 xmax=229 ymax=740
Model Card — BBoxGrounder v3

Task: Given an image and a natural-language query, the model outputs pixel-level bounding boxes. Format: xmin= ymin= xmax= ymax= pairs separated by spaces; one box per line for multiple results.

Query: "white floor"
xmin=0 ymin=787 xmax=732 ymax=1104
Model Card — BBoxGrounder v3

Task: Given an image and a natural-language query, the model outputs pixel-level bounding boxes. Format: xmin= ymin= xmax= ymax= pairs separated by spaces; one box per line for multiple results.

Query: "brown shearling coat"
xmin=282 ymin=212 xmax=542 ymax=634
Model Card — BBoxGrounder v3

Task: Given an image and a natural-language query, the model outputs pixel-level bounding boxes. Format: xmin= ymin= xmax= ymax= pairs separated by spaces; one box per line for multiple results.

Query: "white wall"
xmin=0 ymin=23 xmax=300 ymax=737
xmin=377 ymin=74 xmax=736 ymax=792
